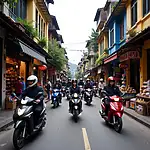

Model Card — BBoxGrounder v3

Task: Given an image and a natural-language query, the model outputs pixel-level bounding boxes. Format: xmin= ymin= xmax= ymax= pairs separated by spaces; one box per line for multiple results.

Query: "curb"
xmin=0 ymin=120 xmax=14 ymax=132
xmin=124 ymin=110 xmax=150 ymax=129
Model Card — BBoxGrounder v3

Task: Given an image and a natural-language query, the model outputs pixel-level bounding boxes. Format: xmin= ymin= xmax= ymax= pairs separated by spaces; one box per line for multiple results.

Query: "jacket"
xmin=78 ymin=81 xmax=84 ymax=86
xmin=84 ymin=83 xmax=93 ymax=89
xmin=70 ymin=86 xmax=80 ymax=95
xmin=53 ymin=83 xmax=62 ymax=89
xmin=104 ymin=85 xmax=120 ymax=96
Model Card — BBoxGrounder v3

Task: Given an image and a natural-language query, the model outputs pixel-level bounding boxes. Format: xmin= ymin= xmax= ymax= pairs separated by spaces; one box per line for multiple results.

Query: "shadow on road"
xmin=69 ymin=116 xmax=83 ymax=124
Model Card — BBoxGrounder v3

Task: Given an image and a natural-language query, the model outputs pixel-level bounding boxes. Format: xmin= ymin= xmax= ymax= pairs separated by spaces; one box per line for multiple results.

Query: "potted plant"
xmin=38 ymin=37 xmax=47 ymax=48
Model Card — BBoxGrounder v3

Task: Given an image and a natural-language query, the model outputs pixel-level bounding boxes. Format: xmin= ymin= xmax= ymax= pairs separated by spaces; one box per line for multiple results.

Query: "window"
xmin=100 ymin=40 xmax=104 ymax=55
xmin=120 ymin=20 xmax=124 ymax=40
xmin=110 ymin=28 xmax=114 ymax=47
xmin=143 ymin=0 xmax=150 ymax=16
xmin=35 ymin=9 xmax=38 ymax=29
xmin=10 ymin=0 xmax=27 ymax=20
xmin=131 ymin=0 xmax=137 ymax=26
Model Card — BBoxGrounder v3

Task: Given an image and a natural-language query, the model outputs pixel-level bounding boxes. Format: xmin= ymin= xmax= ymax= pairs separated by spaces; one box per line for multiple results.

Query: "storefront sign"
xmin=48 ymin=68 xmax=56 ymax=75
xmin=120 ymin=51 xmax=140 ymax=62
xmin=38 ymin=65 xmax=47 ymax=71
xmin=119 ymin=64 xmax=128 ymax=69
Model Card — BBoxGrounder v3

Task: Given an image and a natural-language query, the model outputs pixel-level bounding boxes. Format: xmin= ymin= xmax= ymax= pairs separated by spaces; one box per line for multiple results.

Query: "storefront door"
xmin=130 ymin=59 xmax=140 ymax=92
xmin=147 ymin=50 xmax=150 ymax=80
xmin=0 ymin=38 xmax=3 ymax=108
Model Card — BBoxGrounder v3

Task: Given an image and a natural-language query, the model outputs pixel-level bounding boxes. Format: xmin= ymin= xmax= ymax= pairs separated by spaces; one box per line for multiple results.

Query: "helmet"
xmin=100 ymin=78 xmax=103 ymax=82
xmin=27 ymin=75 xmax=38 ymax=88
xmin=86 ymin=78 xmax=90 ymax=81
xmin=56 ymin=78 xmax=60 ymax=82
xmin=72 ymin=78 xmax=77 ymax=83
xmin=80 ymin=78 xmax=83 ymax=81
xmin=108 ymin=76 xmax=115 ymax=81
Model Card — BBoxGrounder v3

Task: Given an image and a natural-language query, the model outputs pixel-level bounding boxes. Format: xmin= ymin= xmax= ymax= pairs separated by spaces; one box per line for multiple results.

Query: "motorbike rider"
xmin=62 ymin=79 xmax=67 ymax=87
xmin=103 ymin=76 xmax=121 ymax=115
xmin=78 ymin=78 xmax=84 ymax=86
xmin=19 ymin=75 xmax=44 ymax=128
xmin=66 ymin=78 xmax=72 ymax=88
xmin=84 ymin=78 xmax=93 ymax=99
xmin=69 ymin=79 xmax=82 ymax=112
xmin=98 ymin=78 xmax=106 ymax=97
xmin=52 ymin=79 xmax=62 ymax=103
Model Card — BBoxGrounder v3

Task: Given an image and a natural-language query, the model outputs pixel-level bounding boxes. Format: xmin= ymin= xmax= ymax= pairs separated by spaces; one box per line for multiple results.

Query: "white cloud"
xmin=49 ymin=0 xmax=107 ymax=64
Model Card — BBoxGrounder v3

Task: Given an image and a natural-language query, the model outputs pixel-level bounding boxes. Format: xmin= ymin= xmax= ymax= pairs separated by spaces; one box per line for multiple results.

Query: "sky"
xmin=49 ymin=0 xmax=107 ymax=65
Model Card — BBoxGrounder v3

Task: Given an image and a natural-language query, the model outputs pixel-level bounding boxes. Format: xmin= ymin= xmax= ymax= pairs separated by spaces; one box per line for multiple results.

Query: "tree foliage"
xmin=75 ymin=71 xmax=82 ymax=80
xmin=67 ymin=70 xmax=72 ymax=79
xmin=0 ymin=0 xmax=17 ymax=6
xmin=88 ymin=29 xmax=99 ymax=53
xmin=48 ymin=39 xmax=67 ymax=71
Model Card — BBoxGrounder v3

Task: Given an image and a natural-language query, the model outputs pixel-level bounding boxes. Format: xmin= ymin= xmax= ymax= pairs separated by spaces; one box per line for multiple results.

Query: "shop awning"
xmin=104 ymin=53 xmax=117 ymax=64
xmin=84 ymin=73 xmax=90 ymax=78
xmin=19 ymin=41 xmax=47 ymax=64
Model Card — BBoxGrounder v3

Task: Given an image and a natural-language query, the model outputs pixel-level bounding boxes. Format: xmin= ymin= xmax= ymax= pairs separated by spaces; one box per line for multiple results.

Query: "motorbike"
xmin=11 ymin=92 xmax=46 ymax=150
xmin=62 ymin=86 xmax=66 ymax=97
xmin=70 ymin=93 xmax=82 ymax=122
xmin=52 ymin=89 xmax=61 ymax=108
xmin=99 ymin=91 xmax=124 ymax=133
xmin=66 ymin=87 xmax=71 ymax=100
xmin=84 ymin=88 xmax=93 ymax=105
xmin=93 ymin=85 xmax=97 ymax=97
xmin=79 ymin=85 xmax=84 ymax=99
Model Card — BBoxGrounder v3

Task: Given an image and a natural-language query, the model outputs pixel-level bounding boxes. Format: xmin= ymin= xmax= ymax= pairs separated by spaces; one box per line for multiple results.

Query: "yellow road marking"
xmin=82 ymin=128 xmax=91 ymax=150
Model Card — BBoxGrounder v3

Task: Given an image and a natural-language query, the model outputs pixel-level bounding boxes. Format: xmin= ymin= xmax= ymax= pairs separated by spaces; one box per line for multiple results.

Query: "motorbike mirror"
xmin=101 ymin=90 xmax=108 ymax=97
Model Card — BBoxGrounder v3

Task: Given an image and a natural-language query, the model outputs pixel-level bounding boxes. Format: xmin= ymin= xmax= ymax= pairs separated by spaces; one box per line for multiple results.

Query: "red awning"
xmin=104 ymin=53 xmax=117 ymax=64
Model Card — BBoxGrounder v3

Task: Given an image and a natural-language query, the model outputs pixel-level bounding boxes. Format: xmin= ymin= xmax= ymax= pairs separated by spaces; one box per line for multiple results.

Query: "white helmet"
xmin=100 ymin=78 xmax=103 ymax=82
xmin=27 ymin=75 xmax=38 ymax=87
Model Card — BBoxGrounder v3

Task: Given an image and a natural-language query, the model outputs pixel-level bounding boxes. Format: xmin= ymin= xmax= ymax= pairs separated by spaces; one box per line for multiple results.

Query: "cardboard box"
xmin=135 ymin=102 xmax=147 ymax=115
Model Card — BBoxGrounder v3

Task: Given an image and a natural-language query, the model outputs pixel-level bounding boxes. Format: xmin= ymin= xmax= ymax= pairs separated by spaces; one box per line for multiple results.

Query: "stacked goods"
xmin=120 ymin=85 xmax=136 ymax=94
xmin=139 ymin=81 xmax=150 ymax=97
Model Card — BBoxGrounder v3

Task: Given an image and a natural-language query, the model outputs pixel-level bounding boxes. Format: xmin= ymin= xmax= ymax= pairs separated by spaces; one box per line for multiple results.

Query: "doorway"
xmin=147 ymin=50 xmax=150 ymax=80
xmin=130 ymin=59 xmax=140 ymax=92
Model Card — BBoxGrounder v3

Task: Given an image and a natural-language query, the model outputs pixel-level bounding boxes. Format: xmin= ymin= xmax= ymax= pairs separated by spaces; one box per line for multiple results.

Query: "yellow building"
xmin=126 ymin=0 xmax=150 ymax=88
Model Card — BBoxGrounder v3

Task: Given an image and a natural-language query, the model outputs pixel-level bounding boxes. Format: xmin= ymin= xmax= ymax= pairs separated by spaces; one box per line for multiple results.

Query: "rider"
xmin=103 ymin=76 xmax=121 ymax=115
xmin=53 ymin=79 xmax=62 ymax=103
xmin=61 ymin=79 xmax=67 ymax=87
xmin=84 ymin=78 xmax=93 ymax=89
xmin=66 ymin=78 xmax=72 ymax=88
xmin=69 ymin=79 xmax=82 ymax=112
xmin=19 ymin=75 xmax=44 ymax=128
xmin=78 ymin=78 xmax=84 ymax=86
xmin=98 ymin=78 xmax=105 ymax=97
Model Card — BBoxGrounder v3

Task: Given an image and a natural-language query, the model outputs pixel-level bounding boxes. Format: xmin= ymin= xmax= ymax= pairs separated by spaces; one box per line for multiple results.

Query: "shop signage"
xmin=48 ymin=67 xmax=56 ymax=75
xmin=38 ymin=65 xmax=47 ymax=71
xmin=119 ymin=64 xmax=128 ymax=69
xmin=120 ymin=51 xmax=140 ymax=62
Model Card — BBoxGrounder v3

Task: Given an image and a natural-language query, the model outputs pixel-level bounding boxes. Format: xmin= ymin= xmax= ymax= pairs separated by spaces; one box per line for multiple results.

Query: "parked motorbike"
xmin=52 ymin=89 xmax=61 ymax=108
xmin=62 ymin=86 xmax=66 ymax=97
xmin=93 ymin=85 xmax=97 ymax=97
xmin=70 ymin=93 xmax=82 ymax=122
xmin=99 ymin=91 xmax=124 ymax=133
xmin=11 ymin=92 xmax=46 ymax=150
xmin=66 ymin=87 xmax=71 ymax=100
xmin=84 ymin=88 xmax=93 ymax=105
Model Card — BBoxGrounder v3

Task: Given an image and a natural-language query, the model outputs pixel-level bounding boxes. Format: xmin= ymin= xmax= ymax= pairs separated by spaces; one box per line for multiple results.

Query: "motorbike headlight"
xmin=74 ymin=93 xmax=78 ymax=98
xmin=18 ymin=108 xmax=26 ymax=116
xmin=114 ymin=98 xmax=119 ymax=101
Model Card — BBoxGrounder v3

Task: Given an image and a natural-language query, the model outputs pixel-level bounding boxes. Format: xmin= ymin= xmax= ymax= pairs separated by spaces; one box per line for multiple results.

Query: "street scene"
xmin=0 ymin=0 xmax=150 ymax=149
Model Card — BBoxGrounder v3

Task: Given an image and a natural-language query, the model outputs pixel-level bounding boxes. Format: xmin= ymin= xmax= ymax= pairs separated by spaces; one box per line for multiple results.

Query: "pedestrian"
xmin=21 ymin=77 xmax=26 ymax=91
xmin=15 ymin=77 xmax=23 ymax=97
xmin=45 ymin=79 xmax=51 ymax=100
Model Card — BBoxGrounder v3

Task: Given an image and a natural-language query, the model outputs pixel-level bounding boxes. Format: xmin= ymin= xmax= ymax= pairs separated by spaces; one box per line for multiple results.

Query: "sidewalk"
xmin=124 ymin=107 xmax=150 ymax=128
xmin=0 ymin=99 xmax=50 ymax=132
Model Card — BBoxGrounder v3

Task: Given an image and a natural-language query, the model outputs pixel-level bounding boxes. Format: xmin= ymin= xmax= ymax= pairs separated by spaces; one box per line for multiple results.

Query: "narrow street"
xmin=0 ymin=97 xmax=150 ymax=150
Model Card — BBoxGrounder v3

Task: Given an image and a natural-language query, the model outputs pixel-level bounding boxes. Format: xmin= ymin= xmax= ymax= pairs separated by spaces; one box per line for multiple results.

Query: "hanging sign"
xmin=120 ymin=51 xmax=140 ymax=62
xmin=38 ymin=65 xmax=47 ymax=71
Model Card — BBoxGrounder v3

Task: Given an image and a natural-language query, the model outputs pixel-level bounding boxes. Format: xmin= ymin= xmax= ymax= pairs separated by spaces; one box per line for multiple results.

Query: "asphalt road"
xmin=0 ymin=96 xmax=150 ymax=150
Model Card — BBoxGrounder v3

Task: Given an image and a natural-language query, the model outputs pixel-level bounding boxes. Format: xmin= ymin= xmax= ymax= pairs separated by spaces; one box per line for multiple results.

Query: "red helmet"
xmin=108 ymin=76 xmax=115 ymax=81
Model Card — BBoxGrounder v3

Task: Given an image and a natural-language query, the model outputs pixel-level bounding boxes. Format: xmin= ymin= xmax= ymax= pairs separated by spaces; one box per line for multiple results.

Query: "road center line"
xmin=82 ymin=128 xmax=91 ymax=150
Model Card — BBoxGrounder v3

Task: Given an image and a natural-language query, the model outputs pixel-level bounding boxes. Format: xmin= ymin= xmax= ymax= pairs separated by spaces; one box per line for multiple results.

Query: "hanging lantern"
xmin=38 ymin=65 xmax=47 ymax=71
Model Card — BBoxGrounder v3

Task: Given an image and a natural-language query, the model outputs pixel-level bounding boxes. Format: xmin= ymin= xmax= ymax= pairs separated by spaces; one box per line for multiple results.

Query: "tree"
xmin=67 ymin=70 xmax=72 ymax=79
xmin=75 ymin=71 xmax=82 ymax=80
xmin=0 ymin=0 xmax=17 ymax=6
xmin=48 ymin=39 xmax=67 ymax=71
xmin=88 ymin=29 xmax=99 ymax=53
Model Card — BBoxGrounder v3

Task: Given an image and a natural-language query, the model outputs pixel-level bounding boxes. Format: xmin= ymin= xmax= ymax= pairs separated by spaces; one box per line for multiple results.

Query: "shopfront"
xmin=119 ymin=50 xmax=140 ymax=92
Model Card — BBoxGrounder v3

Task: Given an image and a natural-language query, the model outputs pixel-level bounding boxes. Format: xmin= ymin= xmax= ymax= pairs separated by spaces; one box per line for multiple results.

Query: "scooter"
xmin=99 ymin=91 xmax=124 ymax=133
xmin=93 ymin=85 xmax=97 ymax=97
xmin=66 ymin=87 xmax=71 ymax=100
xmin=62 ymin=86 xmax=66 ymax=97
xmin=52 ymin=89 xmax=61 ymax=108
xmin=79 ymin=85 xmax=84 ymax=99
xmin=11 ymin=92 xmax=46 ymax=150
xmin=70 ymin=93 xmax=82 ymax=122
xmin=84 ymin=88 xmax=93 ymax=105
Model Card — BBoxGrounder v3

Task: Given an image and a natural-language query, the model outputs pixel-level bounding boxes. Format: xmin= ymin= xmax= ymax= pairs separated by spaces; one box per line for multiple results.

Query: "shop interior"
xmin=147 ymin=50 xmax=150 ymax=80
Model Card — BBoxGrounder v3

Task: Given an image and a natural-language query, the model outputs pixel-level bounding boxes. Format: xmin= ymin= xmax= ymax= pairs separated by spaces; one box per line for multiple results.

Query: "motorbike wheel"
xmin=114 ymin=117 xmax=123 ymax=133
xmin=54 ymin=102 xmax=57 ymax=108
xmin=13 ymin=127 xmax=25 ymax=150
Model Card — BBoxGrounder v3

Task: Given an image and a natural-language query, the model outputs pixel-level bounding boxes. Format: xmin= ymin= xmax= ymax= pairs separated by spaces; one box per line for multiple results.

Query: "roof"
xmin=46 ymin=0 xmax=54 ymax=4
xmin=50 ymin=15 xmax=60 ymax=30
xmin=58 ymin=34 xmax=64 ymax=43
xmin=94 ymin=8 xmax=102 ymax=21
